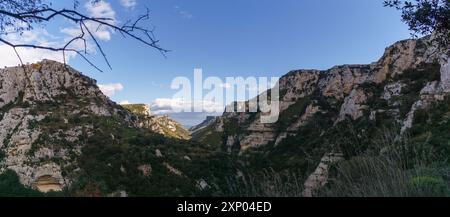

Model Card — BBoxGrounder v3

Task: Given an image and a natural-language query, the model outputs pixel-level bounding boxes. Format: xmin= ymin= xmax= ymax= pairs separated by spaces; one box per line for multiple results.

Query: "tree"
xmin=0 ymin=0 xmax=167 ymax=71
xmin=384 ymin=0 xmax=450 ymax=49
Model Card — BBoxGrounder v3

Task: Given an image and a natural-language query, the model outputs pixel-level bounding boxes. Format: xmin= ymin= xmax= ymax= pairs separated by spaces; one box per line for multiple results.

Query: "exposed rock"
xmin=440 ymin=58 xmax=450 ymax=91
xmin=163 ymin=162 xmax=183 ymax=176
xmin=155 ymin=149 xmax=163 ymax=158
xmin=196 ymin=179 xmax=209 ymax=190
xmin=193 ymin=36 xmax=448 ymax=157
xmin=137 ymin=164 xmax=152 ymax=176
xmin=0 ymin=60 xmax=131 ymax=192
xmin=302 ymin=153 xmax=344 ymax=197
xmin=225 ymin=135 xmax=237 ymax=153
xmin=122 ymin=104 xmax=191 ymax=140
xmin=320 ymin=65 xmax=369 ymax=100
xmin=189 ymin=116 xmax=219 ymax=134
xmin=401 ymin=56 xmax=450 ymax=133
xmin=382 ymin=82 xmax=405 ymax=100
xmin=280 ymin=70 xmax=320 ymax=110
xmin=337 ymin=89 xmax=368 ymax=122
xmin=33 ymin=175 xmax=62 ymax=193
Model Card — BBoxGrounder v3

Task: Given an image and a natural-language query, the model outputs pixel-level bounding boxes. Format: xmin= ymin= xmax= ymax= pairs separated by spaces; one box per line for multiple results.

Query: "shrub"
xmin=409 ymin=176 xmax=450 ymax=197
xmin=0 ymin=149 xmax=5 ymax=162
xmin=226 ymin=169 xmax=304 ymax=197
xmin=0 ymin=170 xmax=43 ymax=197
xmin=318 ymin=127 xmax=449 ymax=197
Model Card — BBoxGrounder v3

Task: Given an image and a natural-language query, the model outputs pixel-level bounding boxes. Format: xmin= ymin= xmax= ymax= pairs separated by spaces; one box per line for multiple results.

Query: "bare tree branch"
xmin=0 ymin=1 xmax=168 ymax=71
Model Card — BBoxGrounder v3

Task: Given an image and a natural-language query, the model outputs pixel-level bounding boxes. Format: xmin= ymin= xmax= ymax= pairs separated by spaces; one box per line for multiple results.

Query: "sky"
xmin=0 ymin=0 xmax=413 ymax=127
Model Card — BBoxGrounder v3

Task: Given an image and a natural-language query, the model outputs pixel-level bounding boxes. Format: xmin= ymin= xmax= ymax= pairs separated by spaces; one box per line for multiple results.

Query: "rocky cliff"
xmin=192 ymin=35 xmax=450 ymax=196
xmin=195 ymin=36 xmax=449 ymax=149
xmin=0 ymin=60 xmax=208 ymax=196
xmin=122 ymin=104 xmax=191 ymax=140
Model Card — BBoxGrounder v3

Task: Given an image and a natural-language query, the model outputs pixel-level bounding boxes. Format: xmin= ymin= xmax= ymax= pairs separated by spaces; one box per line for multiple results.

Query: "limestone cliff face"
xmin=122 ymin=104 xmax=191 ymax=140
xmin=0 ymin=60 xmax=133 ymax=192
xmin=193 ymin=35 xmax=449 ymax=153
xmin=187 ymin=35 xmax=449 ymax=196
xmin=0 ymin=60 xmax=194 ymax=195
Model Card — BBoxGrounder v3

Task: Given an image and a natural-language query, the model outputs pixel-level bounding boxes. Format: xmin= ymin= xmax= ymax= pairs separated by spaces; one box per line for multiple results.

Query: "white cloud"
xmin=0 ymin=45 xmax=71 ymax=68
xmin=120 ymin=0 xmax=137 ymax=9
xmin=56 ymin=0 xmax=116 ymax=56
xmin=174 ymin=6 xmax=193 ymax=19
xmin=98 ymin=83 xmax=124 ymax=97
xmin=119 ymin=100 xmax=131 ymax=105
xmin=0 ymin=28 xmax=76 ymax=68
xmin=83 ymin=0 xmax=116 ymax=41
xmin=87 ymin=1 xmax=116 ymax=21
xmin=150 ymin=98 xmax=224 ymax=114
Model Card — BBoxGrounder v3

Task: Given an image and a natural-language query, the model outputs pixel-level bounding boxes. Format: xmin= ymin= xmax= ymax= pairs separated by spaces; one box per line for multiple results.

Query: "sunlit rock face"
xmin=188 ymin=35 xmax=449 ymax=196
xmin=122 ymin=104 xmax=191 ymax=140
xmin=193 ymin=36 xmax=449 ymax=153
xmin=0 ymin=60 xmax=135 ymax=192
xmin=0 ymin=60 xmax=196 ymax=194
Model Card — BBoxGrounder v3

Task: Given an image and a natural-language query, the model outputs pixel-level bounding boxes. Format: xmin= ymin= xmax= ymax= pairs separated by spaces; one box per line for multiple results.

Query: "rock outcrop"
xmin=191 ymin=35 xmax=449 ymax=195
xmin=302 ymin=153 xmax=344 ymax=197
xmin=0 ymin=60 xmax=128 ymax=191
xmin=122 ymin=104 xmax=191 ymax=140
xmin=0 ymin=60 xmax=198 ymax=195
xmin=193 ymin=36 xmax=449 ymax=153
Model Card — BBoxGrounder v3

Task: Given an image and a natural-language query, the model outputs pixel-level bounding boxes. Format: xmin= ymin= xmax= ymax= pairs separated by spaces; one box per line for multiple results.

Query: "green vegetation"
xmin=226 ymin=169 xmax=304 ymax=197
xmin=394 ymin=62 xmax=441 ymax=118
xmin=0 ymin=149 xmax=5 ymax=162
xmin=409 ymin=176 xmax=450 ymax=197
xmin=276 ymin=97 xmax=311 ymax=131
xmin=0 ymin=170 xmax=64 ymax=197
xmin=217 ymin=61 xmax=448 ymax=197
xmin=190 ymin=126 xmax=224 ymax=150
xmin=159 ymin=121 xmax=191 ymax=140
xmin=318 ymin=132 xmax=450 ymax=197
xmin=122 ymin=104 xmax=149 ymax=115
xmin=0 ymin=170 xmax=43 ymax=197
xmin=60 ymin=115 xmax=211 ymax=196
xmin=0 ymin=58 xmax=447 ymax=197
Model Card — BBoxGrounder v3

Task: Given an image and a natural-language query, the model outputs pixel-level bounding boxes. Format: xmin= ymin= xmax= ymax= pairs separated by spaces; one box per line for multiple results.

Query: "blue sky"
xmin=0 ymin=0 xmax=413 ymax=126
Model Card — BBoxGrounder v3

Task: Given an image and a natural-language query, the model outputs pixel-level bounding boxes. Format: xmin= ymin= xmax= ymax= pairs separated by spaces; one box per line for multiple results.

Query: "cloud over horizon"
xmin=98 ymin=83 xmax=124 ymax=97
xmin=150 ymin=98 xmax=224 ymax=115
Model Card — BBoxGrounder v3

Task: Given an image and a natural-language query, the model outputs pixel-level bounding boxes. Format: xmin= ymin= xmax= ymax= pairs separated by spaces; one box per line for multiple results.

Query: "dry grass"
xmin=319 ymin=129 xmax=450 ymax=197
xmin=226 ymin=169 xmax=304 ymax=197
xmin=225 ymin=127 xmax=450 ymax=197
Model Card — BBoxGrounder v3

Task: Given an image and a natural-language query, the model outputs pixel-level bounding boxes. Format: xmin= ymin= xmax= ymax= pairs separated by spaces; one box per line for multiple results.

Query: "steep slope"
xmin=192 ymin=35 xmax=450 ymax=196
xmin=0 ymin=60 xmax=210 ymax=196
xmin=122 ymin=104 xmax=191 ymax=140
xmin=190 ymin=116 xmax=219 ymax=135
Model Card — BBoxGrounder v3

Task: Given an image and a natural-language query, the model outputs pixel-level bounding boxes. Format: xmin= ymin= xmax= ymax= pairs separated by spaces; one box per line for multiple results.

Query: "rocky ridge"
xmin=0 ymin=60 xmax=202 ymax=195
xmin=191 ymin=35 xmax=450 ymax=196
xmin=122 ymin=104 xmax=191 ymax=140
xmin=194 ymin=36 xmax=449 ymax=152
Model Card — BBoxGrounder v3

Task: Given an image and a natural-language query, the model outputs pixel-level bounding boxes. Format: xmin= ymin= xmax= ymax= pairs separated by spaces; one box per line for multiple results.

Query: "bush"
xmin=0 ymin=149 xmax=5 ymax=162
xmin=319 ymin=128 xmax=449 ymax=197
xmin=409 ymin=176 xmax=450 ymax=197
xmin=0 ymin=170 xmax=43 ymax=197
